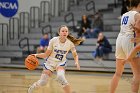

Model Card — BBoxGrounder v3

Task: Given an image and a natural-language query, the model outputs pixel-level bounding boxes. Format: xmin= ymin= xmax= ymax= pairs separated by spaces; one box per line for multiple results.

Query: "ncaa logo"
xmin=0 ymin=0 xmax=18 ymax=17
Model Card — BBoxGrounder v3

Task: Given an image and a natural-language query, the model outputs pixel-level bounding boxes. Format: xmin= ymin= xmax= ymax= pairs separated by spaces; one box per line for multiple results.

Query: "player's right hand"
xmin=30 ymin=54 xmax=37 ymax=57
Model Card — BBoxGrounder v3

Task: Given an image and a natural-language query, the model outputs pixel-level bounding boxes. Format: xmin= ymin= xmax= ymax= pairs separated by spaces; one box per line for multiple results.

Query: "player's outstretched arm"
xmin=32 ymin=38 xmax=53 ymax=59
xmin=71 ymin=47 xmax=80 ymax=70
xmin=32 ymin=49 xmax=52 ymax=59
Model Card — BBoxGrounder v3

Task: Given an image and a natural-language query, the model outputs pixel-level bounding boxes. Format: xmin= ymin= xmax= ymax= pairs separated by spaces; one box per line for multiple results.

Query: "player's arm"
xmin=71 ymin=47 xmax=80 ymax=70
xmin=34 ymin=49 xmax=52 ymax=58
xmin=33 ymin=38 xmax=53 ymax=58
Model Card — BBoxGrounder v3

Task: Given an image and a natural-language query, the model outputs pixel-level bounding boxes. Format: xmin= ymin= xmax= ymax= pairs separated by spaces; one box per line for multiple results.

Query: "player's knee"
xmin=56 ymin=71 xmax=68 ymax=87
xmin=57 ymin=75 xmax=68 ymax=87
xmin=37 ymin=74 xmax=49 ymax=86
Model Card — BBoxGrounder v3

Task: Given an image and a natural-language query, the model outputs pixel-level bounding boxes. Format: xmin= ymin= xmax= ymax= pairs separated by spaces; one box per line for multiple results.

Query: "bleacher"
xmin=0 ymin=0 xmax=132 ymax=73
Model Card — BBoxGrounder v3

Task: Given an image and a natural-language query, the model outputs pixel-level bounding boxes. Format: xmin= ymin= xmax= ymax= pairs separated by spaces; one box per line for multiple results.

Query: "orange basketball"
xmin=25 ymin=55 xmax=39 ymax=70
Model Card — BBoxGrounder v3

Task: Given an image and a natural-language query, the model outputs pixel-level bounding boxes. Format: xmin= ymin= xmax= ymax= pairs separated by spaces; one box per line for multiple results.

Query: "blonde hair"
xmin=58 ymin=25 xmax=84 ymax=45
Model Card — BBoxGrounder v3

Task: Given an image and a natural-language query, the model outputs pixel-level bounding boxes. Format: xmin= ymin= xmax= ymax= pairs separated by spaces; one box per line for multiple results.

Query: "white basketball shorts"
xmin=115 ymin=33 xmax=135 ymax=59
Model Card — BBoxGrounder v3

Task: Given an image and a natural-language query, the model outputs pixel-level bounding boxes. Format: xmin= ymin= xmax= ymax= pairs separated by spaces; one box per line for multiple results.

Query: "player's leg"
xmin=56 ymin=66 xmax=71 ymax=93
xmin=28 ymin=70 xmax=52 ymax=93
xmin=123 ymin=35 xmax=140 ymax=92
xmin=109 ymin=59 xmax=125 ymax=93
xmin=109 ymin=35 xmax=126 ymax=93
xmin=130 ymin=57 xmax=140 ymax=93
xmin=28 ymin=69 xmax=53 ymax=93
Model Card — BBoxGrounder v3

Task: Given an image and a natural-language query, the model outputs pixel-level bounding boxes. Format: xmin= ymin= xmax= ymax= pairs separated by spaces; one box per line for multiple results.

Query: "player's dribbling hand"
xmin=30 ymin=54 xmax=37 ymax=57
xmin=75 ymin=62 xmax=80 ymax=70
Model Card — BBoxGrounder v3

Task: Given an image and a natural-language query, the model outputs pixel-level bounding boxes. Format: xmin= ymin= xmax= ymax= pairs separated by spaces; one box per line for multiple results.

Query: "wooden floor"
xmin=0 ymin=68 xmax=134 ymax=93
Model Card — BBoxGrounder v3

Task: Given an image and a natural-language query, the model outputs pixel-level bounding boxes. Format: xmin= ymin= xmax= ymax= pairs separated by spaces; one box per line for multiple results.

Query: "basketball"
xmin=25 ymin=55 xmax=39 ymax=70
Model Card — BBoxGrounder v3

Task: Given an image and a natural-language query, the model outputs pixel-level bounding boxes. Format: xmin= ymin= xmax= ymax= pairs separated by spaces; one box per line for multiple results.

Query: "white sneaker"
xmin=28 ymin=85 xmax=34 ymax=93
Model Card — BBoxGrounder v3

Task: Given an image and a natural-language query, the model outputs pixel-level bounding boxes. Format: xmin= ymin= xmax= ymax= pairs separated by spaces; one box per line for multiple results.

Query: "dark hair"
xmin=58 ymin=25 xmax=84 ymax=45
xmin=130 ymin=0 xmax=140 ymax=7
xmin=43 ymin=33 xmax=48 ymax=36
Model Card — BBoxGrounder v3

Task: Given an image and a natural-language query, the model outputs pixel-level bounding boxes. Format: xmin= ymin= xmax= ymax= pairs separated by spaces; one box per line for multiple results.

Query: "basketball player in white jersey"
xmin=109 ymin=0 xmax=140 ymax=93
xmin=28 ymin=25 xmax=83 ymax=93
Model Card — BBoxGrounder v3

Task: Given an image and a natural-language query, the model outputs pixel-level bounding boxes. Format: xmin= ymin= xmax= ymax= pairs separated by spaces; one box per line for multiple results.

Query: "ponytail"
xmin=58 ymin=25 xmax=84 ymax=45
xmin=67 ymin=34 xmax=84 ymax=45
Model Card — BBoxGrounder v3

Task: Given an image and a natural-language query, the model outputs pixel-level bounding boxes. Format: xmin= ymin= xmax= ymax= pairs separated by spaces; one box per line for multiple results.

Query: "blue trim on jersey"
xmin=59 ymin=61 xmax=66 ymax=66
xmin=43 ymin=63 xmax=48 ymax=70
xmin=43 ymin=63 xmax=53 ymax=72
xmin=45 ymin=58 xmax=48 ymax=61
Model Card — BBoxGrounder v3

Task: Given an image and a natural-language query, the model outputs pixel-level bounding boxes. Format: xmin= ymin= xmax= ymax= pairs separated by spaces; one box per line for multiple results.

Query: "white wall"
xmin=0 ymin=0 xmax=50 ymax=23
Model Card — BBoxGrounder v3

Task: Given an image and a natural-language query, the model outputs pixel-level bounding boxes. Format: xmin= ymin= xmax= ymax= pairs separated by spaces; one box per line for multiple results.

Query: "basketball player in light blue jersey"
xmin=28 ymin=25 xmax=83 ymax=93
xmin=109 ymin=0 xmax=140 ymax=93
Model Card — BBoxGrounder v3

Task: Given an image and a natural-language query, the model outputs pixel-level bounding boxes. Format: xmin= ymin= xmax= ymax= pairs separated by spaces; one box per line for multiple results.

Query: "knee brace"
xmin=37 ymin=79 xmax=47 ymax=86
xmin=35 ymin=73 xmax=48 ymax=87
xmin=56 ymin=70 xmax=68 ymax=87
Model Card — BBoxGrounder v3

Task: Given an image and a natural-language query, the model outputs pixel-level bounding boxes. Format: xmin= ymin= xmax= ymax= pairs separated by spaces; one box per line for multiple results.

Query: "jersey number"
xmin=122 ymin=16 xmax=129 ymax=25
xmin=55 ymin=54 xmax=63 ymax=61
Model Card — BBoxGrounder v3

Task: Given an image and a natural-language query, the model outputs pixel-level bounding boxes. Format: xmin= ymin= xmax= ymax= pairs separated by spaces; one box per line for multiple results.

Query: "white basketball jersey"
xmin=47 ymin=37 xmax=75 ymax=62
xmin=120 ymin=11 xmax=138 ymax=35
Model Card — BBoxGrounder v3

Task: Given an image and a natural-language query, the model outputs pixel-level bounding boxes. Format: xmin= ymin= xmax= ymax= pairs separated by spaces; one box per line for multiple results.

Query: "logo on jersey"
xmin=0 ymin=0 xmax=18 ymax=17
xmin=54 ymin=49 xmax=67 ymax=61
xmin=54 ymin=49 xmax=67 ymax=54
xmin=122 ymin=16 xmax=129 ymax=25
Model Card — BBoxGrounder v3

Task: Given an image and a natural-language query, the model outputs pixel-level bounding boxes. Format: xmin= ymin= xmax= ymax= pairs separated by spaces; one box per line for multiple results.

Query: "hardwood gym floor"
xmin=0 ymin=68 xmax=133 ymax=93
